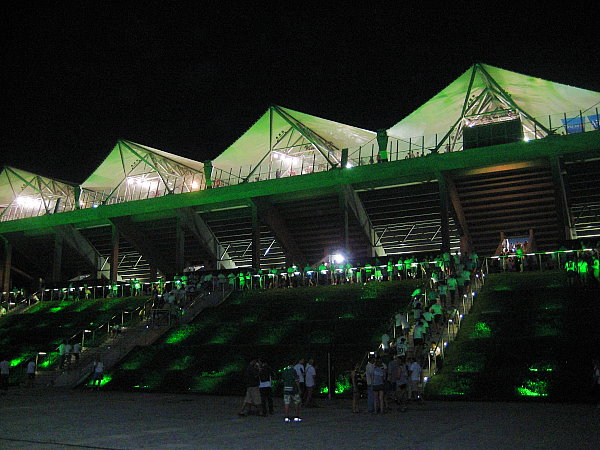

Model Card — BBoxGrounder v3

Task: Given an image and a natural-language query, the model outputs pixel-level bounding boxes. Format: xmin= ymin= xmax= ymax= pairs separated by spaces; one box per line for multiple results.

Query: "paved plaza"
xmin=0 ymin=387 xmax=598 ymax=449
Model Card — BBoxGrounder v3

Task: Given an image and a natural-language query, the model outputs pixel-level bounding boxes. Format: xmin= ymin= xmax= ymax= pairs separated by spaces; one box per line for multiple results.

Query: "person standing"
xmin=365 ymin=356 xmax=375 ymax=413
xmin=409 ymin=358 xmax=423 ymax=401
xmin=304 ymin=359 xmax=317 ymax=407
xmin=72 ymin=342 xmax=81 ymax=365
xmin=58 ymin=340 xmax=67 ymax=369
xmin=26 ymin=359 xmax=36 ymax=387
xmin=92 ymin=360 xmax=104 ymax=389
xmin=282 ymin=361 xmax=302 ymax=422
xmin=238 ymin=359 xmax=260 ymax=417
xmin=293 ymin=359 xmax=306 ymax=402
xmin=258 ymin=359 xmax=274 ymax=416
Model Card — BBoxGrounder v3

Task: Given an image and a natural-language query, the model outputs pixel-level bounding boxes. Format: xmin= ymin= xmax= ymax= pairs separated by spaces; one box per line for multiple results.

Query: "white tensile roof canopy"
xmin=81 ymin=140 xmax=206 ymax=204
xmin=387 ymin=63 xmax=600 ymax=152
xmin=212 ymin=105 xmax=377 ymax=181
xmin=0 ymin=166 xmax=78 ymax=221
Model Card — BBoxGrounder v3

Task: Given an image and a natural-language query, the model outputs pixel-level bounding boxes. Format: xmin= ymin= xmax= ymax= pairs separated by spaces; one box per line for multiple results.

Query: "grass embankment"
xmin=426 ymin=271 xmax=599 ymax=402
xmin=106 ymin=280 xmax=422 ymax=395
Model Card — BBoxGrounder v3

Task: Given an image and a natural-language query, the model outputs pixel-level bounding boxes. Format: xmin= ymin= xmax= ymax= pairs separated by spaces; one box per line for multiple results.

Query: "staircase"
xmin=39 ymin=288 xmax=234 ymax=388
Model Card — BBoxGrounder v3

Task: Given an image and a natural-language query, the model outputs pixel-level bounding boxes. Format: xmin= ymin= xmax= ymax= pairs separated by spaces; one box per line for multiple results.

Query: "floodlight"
xmin=332 ymin=253 xmax=345 ymax=264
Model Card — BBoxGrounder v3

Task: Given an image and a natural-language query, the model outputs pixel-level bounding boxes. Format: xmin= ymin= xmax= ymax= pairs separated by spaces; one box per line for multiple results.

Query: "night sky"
xmin=2 ymin=3 xmax=598 ymax=183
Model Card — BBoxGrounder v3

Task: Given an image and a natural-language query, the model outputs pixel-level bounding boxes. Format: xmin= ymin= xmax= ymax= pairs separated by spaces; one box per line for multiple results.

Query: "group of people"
xmin=238 ymin=357 xmax=318 ymax=422
xmin=58 ymin=340 xmax=82 ymax=369
xmin=0 ymin=357 xmax=36 ymax=390
xmin=353 ymin=354 xmax=423 ymax=414
xmin=564 ymin=252 xmax=600 ymax=287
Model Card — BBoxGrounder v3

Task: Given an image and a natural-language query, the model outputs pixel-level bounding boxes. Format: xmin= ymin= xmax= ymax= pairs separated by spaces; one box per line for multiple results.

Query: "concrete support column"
xmin=52 ymin=232 xmax=64 ymax=282
xmin=110 ymin=223 xmax=119 ymax=283
xmin=338 ymin=191 xmax=350 ymax=256
xmin=438 ymin=175 xmax=451 ymax=254
xmin=0 ymin=237 xmax=12 ymax=294
xmin=175 ymin=217 xmax=185 ymax=274
xmin=251 ymin=203 xmax=261 ymax=269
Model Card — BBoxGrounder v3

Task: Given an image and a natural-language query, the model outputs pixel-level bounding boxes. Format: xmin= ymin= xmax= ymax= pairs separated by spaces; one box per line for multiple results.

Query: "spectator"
xmin=409 ymin=358 xmax=423 ymax=401
xmin=72 ymin=342 xmax=81 ymax=364
xmin=372 ymin=358 xmax=386 ymax=414
xmin=304 ymin=359 xmax=317 ymax=407
xmin=293 ymin=359 xmax=306 ymax=402
xmin=258 ymin=359 xmax=274 ymax=416
xmin=365 ymin=355 xmax=375 ymax=413
xmin=92 ymin=360 xmax=104 ymax=389
xmin=351 ymin=363 xmax=361 ymax=413
xmin=238 ymin=359 xmax=261 ymax=417
xmin=26 ymin=359 xmax=36 ymax=387
xmin=282 ymin=361 xmax=302 ymax=422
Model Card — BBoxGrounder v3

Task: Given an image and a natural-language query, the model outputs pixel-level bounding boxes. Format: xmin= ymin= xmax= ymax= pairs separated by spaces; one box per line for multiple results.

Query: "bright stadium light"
xmin=332 ymin=253 xmax=345 ymax=264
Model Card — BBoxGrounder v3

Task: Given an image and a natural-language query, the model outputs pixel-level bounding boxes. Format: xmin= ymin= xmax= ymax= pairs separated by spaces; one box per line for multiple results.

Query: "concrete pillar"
xmin=52 ymin=232 xmax=64 ymax=282
xmin=251 ymin=203 xmax=261 ymax=269
xmin=438 ymin=176 xmax=451 ymax=254
xmin=176 ymin=217 xmax=185 ymax=274
xmin=0 ymin=237 xmax=12 ymax=294
xmin=110 ymin=223 xmax=119 ymax=282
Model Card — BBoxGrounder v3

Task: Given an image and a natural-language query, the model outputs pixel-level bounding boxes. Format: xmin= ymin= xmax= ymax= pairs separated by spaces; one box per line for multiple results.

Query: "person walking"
xmin=304 ymin=359 xmax=317 ymax=407
xmin=258 ymin=359 xmax=274 ymax=416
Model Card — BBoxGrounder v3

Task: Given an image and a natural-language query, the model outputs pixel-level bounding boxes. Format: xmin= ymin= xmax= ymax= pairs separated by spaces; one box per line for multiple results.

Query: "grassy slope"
xmin=106 ymin=280 xmax=422 ymax=395
xmin=425 ymin=271 xmax=599 ymax=402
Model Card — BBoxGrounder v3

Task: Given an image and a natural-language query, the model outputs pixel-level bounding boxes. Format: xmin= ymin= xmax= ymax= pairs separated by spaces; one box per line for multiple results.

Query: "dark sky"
xmin=2 ymin=3 xmax=598 ymax=183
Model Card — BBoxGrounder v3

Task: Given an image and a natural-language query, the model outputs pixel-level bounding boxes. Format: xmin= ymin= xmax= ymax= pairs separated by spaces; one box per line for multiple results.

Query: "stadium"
xmin=0 ymin=63 xmax=598 ymax=405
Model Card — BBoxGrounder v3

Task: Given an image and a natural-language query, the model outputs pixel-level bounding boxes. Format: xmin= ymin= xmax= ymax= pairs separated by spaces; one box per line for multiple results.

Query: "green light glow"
xmin=471 ymin=322 xmax=492 ymax=338
xmin=87 ymin=374 xmax=113 ymax=387
xmin=528 ymin=363 xmax=555 ymax=372
xmin=314 ymin=297 xmax=325 ymax=303
xmin=165 ymin=326 xmax=195 ymax=344
xmin=338 ymin=313 xmax=355 ymax=319
xmin=191 ymin=375 xmax=222 ymax=392
xmin=516 ymin=380 xmax=548 ymax=397
xmin=453 ymin=361 xmax=484 ymax=373
xmin=320 ymin=374 xmax=352 ymax=394
xmin=10 ymin=355 xmax=28 ymax=367
xmin=121 ymin=352 xmax=153 ymax=370
xmin=360 ymin=285 xmax=378 ymax=299
xmin=491 ymin=285 xmax=512 ymax=291
xmin=258 ymin=324 xmax=291 ymax=344
xmin=99 ymin=298 xmax=124 ymax=311
xmin=208 ymin=325 xmax=238 ymax=344
xmin=169 ymin=356 xmax=195 ymax=371
xmin=39 ymin=353 xmax=59 ymax=368
xmin=241 ymin=315 xmax=258 ymax=323
xmin=439 ymin=378 xmax=473 ymax=396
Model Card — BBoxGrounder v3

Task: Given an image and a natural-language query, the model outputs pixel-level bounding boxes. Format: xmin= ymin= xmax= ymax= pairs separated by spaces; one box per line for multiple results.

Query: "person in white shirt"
xmin=294 ymin=359 xmax=306 ymax=401
xmin=26 ymin=360 xmax=36 ymax=387
xmin=409 ymin=358 xmax=423 ymax=401
xmin=93 ymin=360 xmax=104 ymax=389
xmin=365 ymin=356 xmax=375 ymax=413
xmin=72 ymin=343 xmax=81 ymax=364
xmin=304 ymin=359 xmax=317 ymax=407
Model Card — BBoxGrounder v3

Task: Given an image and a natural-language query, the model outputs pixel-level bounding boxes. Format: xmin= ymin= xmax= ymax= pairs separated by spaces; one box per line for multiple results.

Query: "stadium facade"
xmin=1 ymin=64 xmax=599 ymax=290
